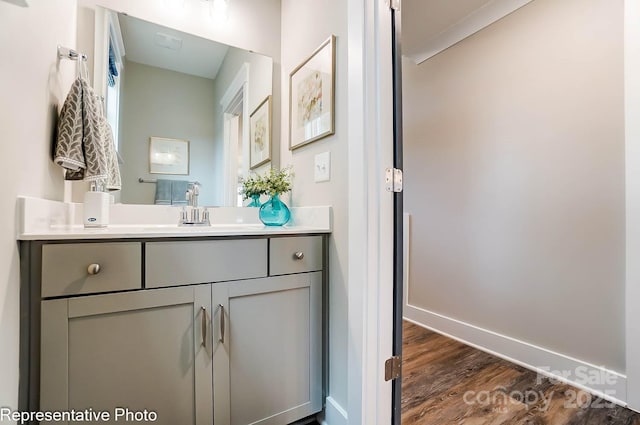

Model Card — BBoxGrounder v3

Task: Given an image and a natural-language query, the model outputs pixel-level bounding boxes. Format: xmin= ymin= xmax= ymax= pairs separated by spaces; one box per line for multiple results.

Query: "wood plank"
xmin=401 ymin=321 xmax=640 ymax=425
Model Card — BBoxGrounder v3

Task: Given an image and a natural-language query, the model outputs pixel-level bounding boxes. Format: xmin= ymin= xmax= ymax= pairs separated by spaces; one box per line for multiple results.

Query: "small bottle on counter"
xmin=83 ymin=182 xmax=110 ymax=228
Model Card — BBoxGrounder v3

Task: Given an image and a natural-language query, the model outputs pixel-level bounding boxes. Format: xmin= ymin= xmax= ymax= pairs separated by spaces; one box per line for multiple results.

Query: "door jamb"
xmin=220 ymin=63 xmax=250 ymax=206
xmin=625 ymin=0 xmax=640 ymax=412
xmin=347 ymin=0 xmax=395 ymax=423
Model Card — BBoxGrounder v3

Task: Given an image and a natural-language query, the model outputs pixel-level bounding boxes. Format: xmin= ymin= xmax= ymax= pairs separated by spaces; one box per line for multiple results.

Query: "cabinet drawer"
xmin=269 ymin=236 xmax=323 ymax=276
xmin=41 ymin=242 xmax=142 ymax=298
xmin=146 ymin=239 xmax=267 ymax=288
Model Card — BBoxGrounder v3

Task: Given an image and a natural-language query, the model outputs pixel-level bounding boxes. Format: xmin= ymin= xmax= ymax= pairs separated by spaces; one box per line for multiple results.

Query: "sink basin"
xmin=124 ymin=223 xmax=267 ymax=233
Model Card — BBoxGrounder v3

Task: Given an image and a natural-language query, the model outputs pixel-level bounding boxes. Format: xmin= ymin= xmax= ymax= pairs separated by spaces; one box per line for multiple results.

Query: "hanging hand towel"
xmin=171 ymin=180 xmax=189 ymax=206
xmin=77 ymin=78 xmax=109 ymax=182
xmin=101 ymin=106 xmax=122 ymax=190
xmin=54 ymin=77 xmax=121 ymax=190
xmin=154 ymin=179 xmax=172 ymax=205
xmin=54 ymin=78 xmax=85 ymax=174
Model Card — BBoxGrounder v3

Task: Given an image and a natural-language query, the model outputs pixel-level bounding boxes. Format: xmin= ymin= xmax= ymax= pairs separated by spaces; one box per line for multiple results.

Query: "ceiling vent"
xmin=154 ymin=33 xmax=183 ymax=51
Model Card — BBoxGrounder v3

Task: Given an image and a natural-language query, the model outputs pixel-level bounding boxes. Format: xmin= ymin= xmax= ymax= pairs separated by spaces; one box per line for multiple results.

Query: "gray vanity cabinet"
xmin=25 ymin=235 xmax=326 ymax=425
xmin=40 ymin=285 xmax=213 ymax=425
xmin=212 ymin=272 xmax=323 ymax=425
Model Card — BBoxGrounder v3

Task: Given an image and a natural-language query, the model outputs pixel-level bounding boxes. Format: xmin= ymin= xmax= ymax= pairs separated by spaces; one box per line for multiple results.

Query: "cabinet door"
xmin=213 ymin=272 xmax=322 ymax=425
xmin=41 ymin=285 xmax=213 ymax=425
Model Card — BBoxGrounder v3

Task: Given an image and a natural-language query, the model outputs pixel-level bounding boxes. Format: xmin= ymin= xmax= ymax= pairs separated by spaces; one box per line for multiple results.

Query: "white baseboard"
xmin=322 ymin=396 xmax=348 ymax=425
xmin=404 ymin=304 xmax=628 ymax=406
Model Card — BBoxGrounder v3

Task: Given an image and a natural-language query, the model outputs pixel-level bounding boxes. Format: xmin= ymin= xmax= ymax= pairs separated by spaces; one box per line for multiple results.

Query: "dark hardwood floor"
xmin=402 ymin=321 xmax=640 ymax=425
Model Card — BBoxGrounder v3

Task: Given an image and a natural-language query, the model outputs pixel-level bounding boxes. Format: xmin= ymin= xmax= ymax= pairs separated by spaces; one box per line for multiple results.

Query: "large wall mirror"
xmin=86 ymin=6 xmax=276 ymax=207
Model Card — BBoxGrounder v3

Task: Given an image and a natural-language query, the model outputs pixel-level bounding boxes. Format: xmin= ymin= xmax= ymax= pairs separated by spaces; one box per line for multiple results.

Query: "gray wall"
xmin=404 ymin=0 xmax=625 ymax=371
xmin=0 ymin=0 xmax=77 ymax=409
xmin=120 ymin=60 xmax=217 ymax=206
xmin=280 ymin=0 xmax=349 ymax=411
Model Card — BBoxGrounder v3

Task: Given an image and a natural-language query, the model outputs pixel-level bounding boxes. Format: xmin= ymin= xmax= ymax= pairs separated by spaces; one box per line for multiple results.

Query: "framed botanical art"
xmin=289 ymin=35 xmax=336 ymax=150
xmin=250 ymin=95 xmax=272 ymax=169
xmin=149 ymin=137 xmax=190 ymax=175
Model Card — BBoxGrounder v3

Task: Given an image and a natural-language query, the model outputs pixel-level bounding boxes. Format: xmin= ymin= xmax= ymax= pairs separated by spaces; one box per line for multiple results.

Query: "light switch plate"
xmin=314 ymin=152 xmax=331 ymax=182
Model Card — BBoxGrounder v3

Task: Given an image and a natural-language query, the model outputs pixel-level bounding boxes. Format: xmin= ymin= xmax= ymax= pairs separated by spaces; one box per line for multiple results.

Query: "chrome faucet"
xmin=179 ymin=184 xmax=210 ymax=226
xmin=186 ymin=185 xmax=199 ymax=207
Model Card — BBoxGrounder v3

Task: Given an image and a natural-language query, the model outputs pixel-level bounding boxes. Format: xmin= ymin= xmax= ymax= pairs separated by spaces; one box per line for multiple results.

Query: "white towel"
xmin=54 ymin=77 xmax=121 ymax=190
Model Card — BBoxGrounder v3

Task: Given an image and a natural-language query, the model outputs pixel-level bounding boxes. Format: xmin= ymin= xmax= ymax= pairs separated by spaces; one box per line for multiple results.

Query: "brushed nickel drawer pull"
xmin=201 ymin=307 xmax=207 ymax=347
xmin=87 ymin=264 xmax=101 ymax=275
xmin=219 ymin=304 xmax=225 ymax=343
xmin=293 ymin=252 xmax=304 ymax=260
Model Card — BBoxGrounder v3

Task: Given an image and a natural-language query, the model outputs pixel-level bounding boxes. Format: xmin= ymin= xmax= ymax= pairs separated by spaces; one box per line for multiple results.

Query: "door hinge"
xmin=385 ymin=168 xmax=403 ymax=193
xmin=386 ymin=0 xmax=400 ymax=11
xmin=385 ymin=356 xmax=402 ymax=381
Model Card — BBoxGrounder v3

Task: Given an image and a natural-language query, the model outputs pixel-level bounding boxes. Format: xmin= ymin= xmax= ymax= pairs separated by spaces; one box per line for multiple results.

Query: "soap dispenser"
xmin=83 ymin=182 xmax=110 ymax=228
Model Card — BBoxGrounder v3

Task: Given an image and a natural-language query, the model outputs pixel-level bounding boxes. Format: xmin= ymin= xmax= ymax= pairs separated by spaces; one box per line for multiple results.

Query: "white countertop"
xmin=17 ymin=197 xmax=331 ymax=241
xmin=18 ymin=224 xmax=330 ymax=240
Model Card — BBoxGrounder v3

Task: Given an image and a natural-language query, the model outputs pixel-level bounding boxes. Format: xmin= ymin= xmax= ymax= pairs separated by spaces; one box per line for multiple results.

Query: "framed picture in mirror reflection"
xmin=250 ymin=95 xmax=272 ymax=169
xmin=289 ymin=35 xmax=336 ymax=150
xmin=149 ymin=137 xmax=190 ymax=175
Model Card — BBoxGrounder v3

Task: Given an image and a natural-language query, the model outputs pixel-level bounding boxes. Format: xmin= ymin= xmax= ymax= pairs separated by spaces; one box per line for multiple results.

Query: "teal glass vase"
xmin=259 ymin=194 xmax=291 ymax=226
xmin=247 ymin=194 xmax=261 ymax=207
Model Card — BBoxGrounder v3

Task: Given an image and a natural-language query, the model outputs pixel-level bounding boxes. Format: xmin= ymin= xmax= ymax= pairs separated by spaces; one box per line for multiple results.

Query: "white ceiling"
xmin=118 ymin=13 xmax=229 ymax=80
xmin=401 ymin=0 xmax=534 ymax=64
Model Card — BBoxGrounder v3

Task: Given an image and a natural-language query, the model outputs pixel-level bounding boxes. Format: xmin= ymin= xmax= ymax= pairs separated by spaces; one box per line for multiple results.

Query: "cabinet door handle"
xmin=293 ymin=252 xmax=304 ymax=260
xmin=201 ymin=307 xmax=207 ymax=347
xmin=87 ymin=264 xmax=101 ymax=275
xmin=219 ymin=304 xmax=225 ymax=343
